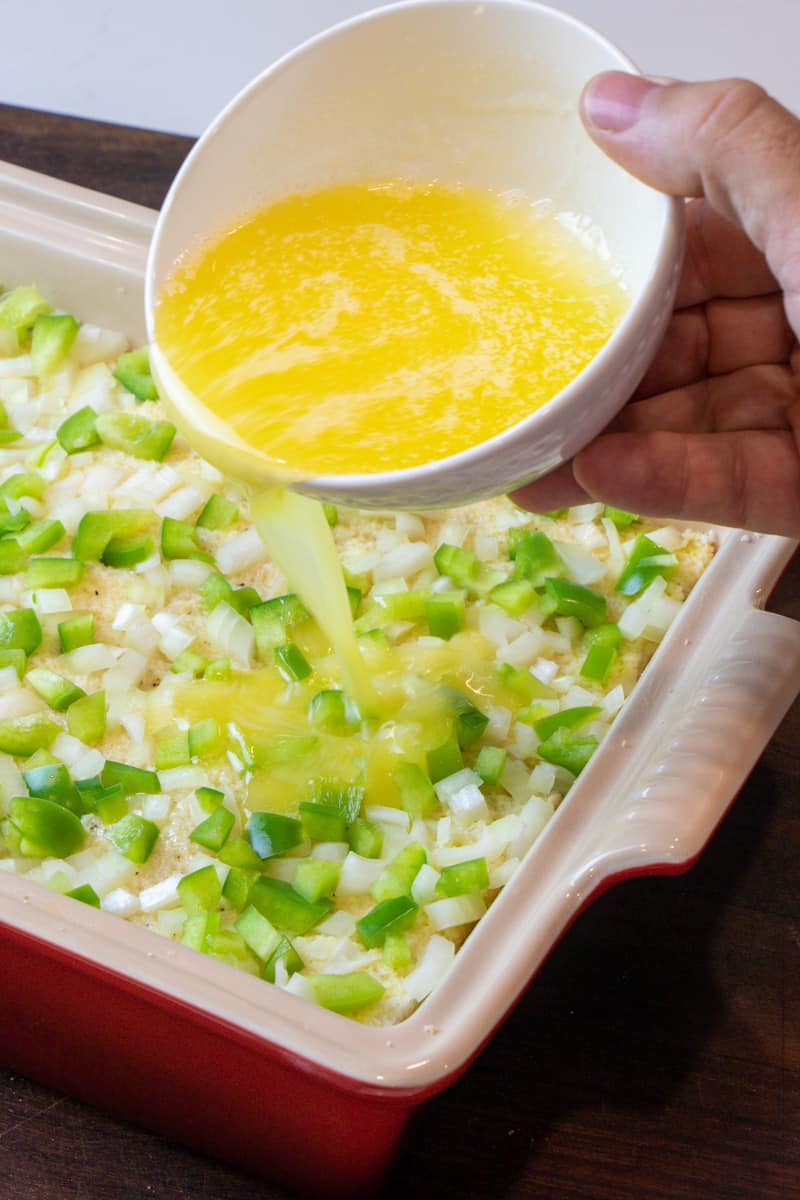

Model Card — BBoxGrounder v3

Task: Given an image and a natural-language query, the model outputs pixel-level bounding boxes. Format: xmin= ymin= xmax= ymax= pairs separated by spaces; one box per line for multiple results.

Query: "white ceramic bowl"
xmin=145 ymin=0 xmax=684 ymax=509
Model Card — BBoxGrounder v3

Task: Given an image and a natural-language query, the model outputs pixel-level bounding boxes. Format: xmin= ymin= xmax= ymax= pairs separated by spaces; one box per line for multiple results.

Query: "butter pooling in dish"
xmin=0 ymin=285 xmax=714 ymax=1024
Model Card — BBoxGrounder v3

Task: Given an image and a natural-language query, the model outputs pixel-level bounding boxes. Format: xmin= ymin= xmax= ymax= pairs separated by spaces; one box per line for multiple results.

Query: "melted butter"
xmin=155 ymin=179 xmax=628 ymax=800
xmin=155 ymin=180 xmax=628 ymax=477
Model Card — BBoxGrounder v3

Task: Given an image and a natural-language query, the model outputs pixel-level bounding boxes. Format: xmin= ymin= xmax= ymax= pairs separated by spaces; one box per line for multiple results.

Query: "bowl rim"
xmin=144 ymin=0 xmax=684 ymax=504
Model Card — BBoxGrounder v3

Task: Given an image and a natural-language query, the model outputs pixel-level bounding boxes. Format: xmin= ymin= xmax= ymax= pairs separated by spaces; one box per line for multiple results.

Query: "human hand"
xmin=513 ymin=74 xmax=800 ymax=536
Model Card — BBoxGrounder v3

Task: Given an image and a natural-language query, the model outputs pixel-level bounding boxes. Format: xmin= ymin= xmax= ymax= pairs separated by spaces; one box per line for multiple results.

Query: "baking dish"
xmin=0 ymin=159 xmax=798 ymax=1199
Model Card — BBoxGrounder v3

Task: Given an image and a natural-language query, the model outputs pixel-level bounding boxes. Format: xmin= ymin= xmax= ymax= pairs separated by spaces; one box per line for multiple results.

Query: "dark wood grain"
xmin=0 ymin=104 xmax=797 ymax=1200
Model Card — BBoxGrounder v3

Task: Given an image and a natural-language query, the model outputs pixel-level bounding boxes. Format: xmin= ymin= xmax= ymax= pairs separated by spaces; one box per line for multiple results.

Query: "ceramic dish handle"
xmin=580 ymin=603 xmax=800 ymax=886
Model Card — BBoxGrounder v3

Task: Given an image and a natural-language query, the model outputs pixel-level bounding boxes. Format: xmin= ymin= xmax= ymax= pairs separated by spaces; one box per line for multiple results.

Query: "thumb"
xmin=581 ymin=73 xmax=800 ymax=330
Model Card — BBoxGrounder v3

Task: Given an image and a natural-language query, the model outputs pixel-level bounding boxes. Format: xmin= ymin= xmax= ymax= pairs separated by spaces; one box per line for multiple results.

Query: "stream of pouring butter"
xmin=249 ymin=486 xmax=378 ymax=714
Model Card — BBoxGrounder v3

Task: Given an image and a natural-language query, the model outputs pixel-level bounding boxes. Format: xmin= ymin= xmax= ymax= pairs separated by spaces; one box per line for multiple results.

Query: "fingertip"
xmin=509 ymin=459 xmax=588 ymax=513
xmin=580 ymin=72 xmax=664 ymax=135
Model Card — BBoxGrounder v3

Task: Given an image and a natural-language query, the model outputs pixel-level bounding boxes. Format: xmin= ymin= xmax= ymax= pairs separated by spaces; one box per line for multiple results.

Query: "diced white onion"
xmin=484 ymin=704 xmax=512 ymax=742
xmin=617 ymin=576 xmax=668 ymax=640
xmin=474 ymin=533 xmax=498 ymax=560
xmin=168 ymin=560 xmax=212 ymax=587
xmin=64 ymin=643 xmax=120 ymax=673
xmin=139 ymin=873 xmax=182 ymax=912
xmin=478 ymin=607 xmax=525 ymax=648
xmin=156 ymin=485 xmax=207 ymax=520
xmin=561 ymin=684 xmax=598 ymax=709
xmin=531 ymin=658 xmax=559 ymax=685
xmin=51 ymin=732 xmax=90 ymax=766
xmin=284 ymin=972 xmax=316 ymax=1002
xmin=335 ymin=852 xmax=385 ymax=896
xmin=425 ymin=894 xmax=486 ymax=931
xmin=602 ymin=685 xmax=626 ymax=717
xmin=372 ymin=542 xmax=433 ymax=582
xmin=4 ymin=688 xmax=49 ymax=721
xmin=158 ymin=766 xmax=208 ymax=793
xmin=24 ymin=588 xmax=72 ymax=615
xmin=113 ymin=602 xmax=146 ymax=632
xmin=648 ymin=526 xmax=683 ymax=551
xmin=529 ymin=761 xmax=556 ymax=796
xmin=500 ymin=757 xmax=533 ymax=804
xmin=438 ymin=520 xmax=467 ymax=547
xmin=142 ymin=793 xmax=172 ymax=822
xmin=411 ymin=862 xmax=440 ymax=905
xmin=317 ymin=909 xmax=357 ymax=937
xmin=310 ymin=841 xmax=350 ymax=862
xmin=71 ymin=847 xmax=137 ymax=897
xmin=71 ymin=324 xmax=128 ymax=366
xmin=511 ymin=722 xmax=538 ymax=759
xmin=395 ymin=513 xmax=425 ymax=538
xmin=567 ymin=502 xmax=604 ymax=523
xmin=207 ymin=600 xmax=254 ymax=668
xmin=403 ymin=934 xmax=455 ymax=1001
xmin=363 ymin=805 xmax=410 ymax=832
xmin=503 ymin=630 xmax=544 ymax=668
xmin=0 ymin=666 xmax=20 ymax=694
xmin=489 ymin=857 xmax=520 ymax=889
xmin=121 ymin=712 xmax=146 ymax=743
xmin=70 ymin=749 xmax=105 ymax=780
xmin=215 ymin=527 xmax=264 ymax=575
xmin=554 ymin=540 xmax=607 ymax=585
xmin=506 ymin=795 xmax=553 ymax=859
xmin=102 ymin=887 xmax=140 ymax=917
xmin=601 ymin=517 xmax=625 ymax=576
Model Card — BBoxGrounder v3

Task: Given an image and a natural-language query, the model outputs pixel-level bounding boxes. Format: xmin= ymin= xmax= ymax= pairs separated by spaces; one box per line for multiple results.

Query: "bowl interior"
xmin=150 ymin=0 xmax=667 ymax=308
xmin=146 ymin=0 xmax=680 ymax=506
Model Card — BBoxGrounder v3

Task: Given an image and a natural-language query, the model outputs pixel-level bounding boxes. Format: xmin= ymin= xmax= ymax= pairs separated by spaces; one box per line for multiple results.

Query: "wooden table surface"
xmin=0 ymin=104 xmax=797 ymax=1200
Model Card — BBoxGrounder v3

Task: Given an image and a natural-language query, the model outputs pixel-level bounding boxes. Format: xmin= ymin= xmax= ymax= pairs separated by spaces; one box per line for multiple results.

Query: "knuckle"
xmin=690 ymin=79 xmax=770 ymax=151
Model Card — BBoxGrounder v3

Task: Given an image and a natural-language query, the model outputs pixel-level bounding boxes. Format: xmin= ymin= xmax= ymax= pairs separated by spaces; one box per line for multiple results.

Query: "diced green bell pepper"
xmin=26 ymin=558 xmax=84 ymax=589
xmin=347 ymin=818 xmax=383 ymax=859
xmin=234 ymin=903 xmax=282 ymax=961
xmin=18 ymin=519 xmax=65 ymax=556
xmin=161 ymin=516 xmax=213 ymax=562
xmin=190 ymin=804 xmax=235 ymax=852
xmin=311 ymin=972 xmax=384 ymax=1013
xmin=58 ymin=613 xmax=94 ymax=653
xmin=436 ymin=857 xmax=489 ymax=896
xmin=356 ymin=895 xmax=419 ymax=947
xmin=31 ymin=313 xmax=79 ymax=376
xmin=96 ymin=412 xmax=175 ymax=460
xmin=196 ymin=493 xmax=239 ymax=531
xmin=66 ymin=690 xmax=106 ymax=744
xmin=57 ymin=405 xmax=100 ymax=454
xmin=426 ymin=733 xmax=463 ymax=783
xmin=536 ymin=725 xmax=599 ymax=776
xmin=540 ymin=577 xmax=607 ymax=628
xmin=580 ymin=623 xmax=621 ymax=683
xmin=25 ymin=667 xmax=85 ymax=711
xmin=292 ymin=858 xmax=341 ymax=903
xmin=248 ymin=875 xmax=331 ymax=935
xmin=371 ymin=843 xmax=426 ymax=902
xmin=246 ymin=811 xmax=303 ymax=860
xmin=393 ymin=762 xmax=437 ymax=818
xmin=0 ymin=715 xmax=56 ymax=756
xmin=112 ymin=347 xmax=158 ymax=401
xmin=274 ymin=642 xmax=312 ymax=682
xmin=615 ymin=534 xmax=677 ymax=597
xmin=106 ymin=813 xmax=160 ymax=863
xmin=177 ymin=864 xmax=222 ymax=916
xmin=7 ymin=794 xmax=85 ymax=857
xmin=475 ymin=745 xmax=507 ymax=786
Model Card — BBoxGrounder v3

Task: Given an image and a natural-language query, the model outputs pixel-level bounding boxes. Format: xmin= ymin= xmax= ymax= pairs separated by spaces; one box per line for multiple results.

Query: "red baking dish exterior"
xmin=0 ymin=160 xmax=799 ymax=1198
xmin=0 ymin=926 xmax=420 ymax=1198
